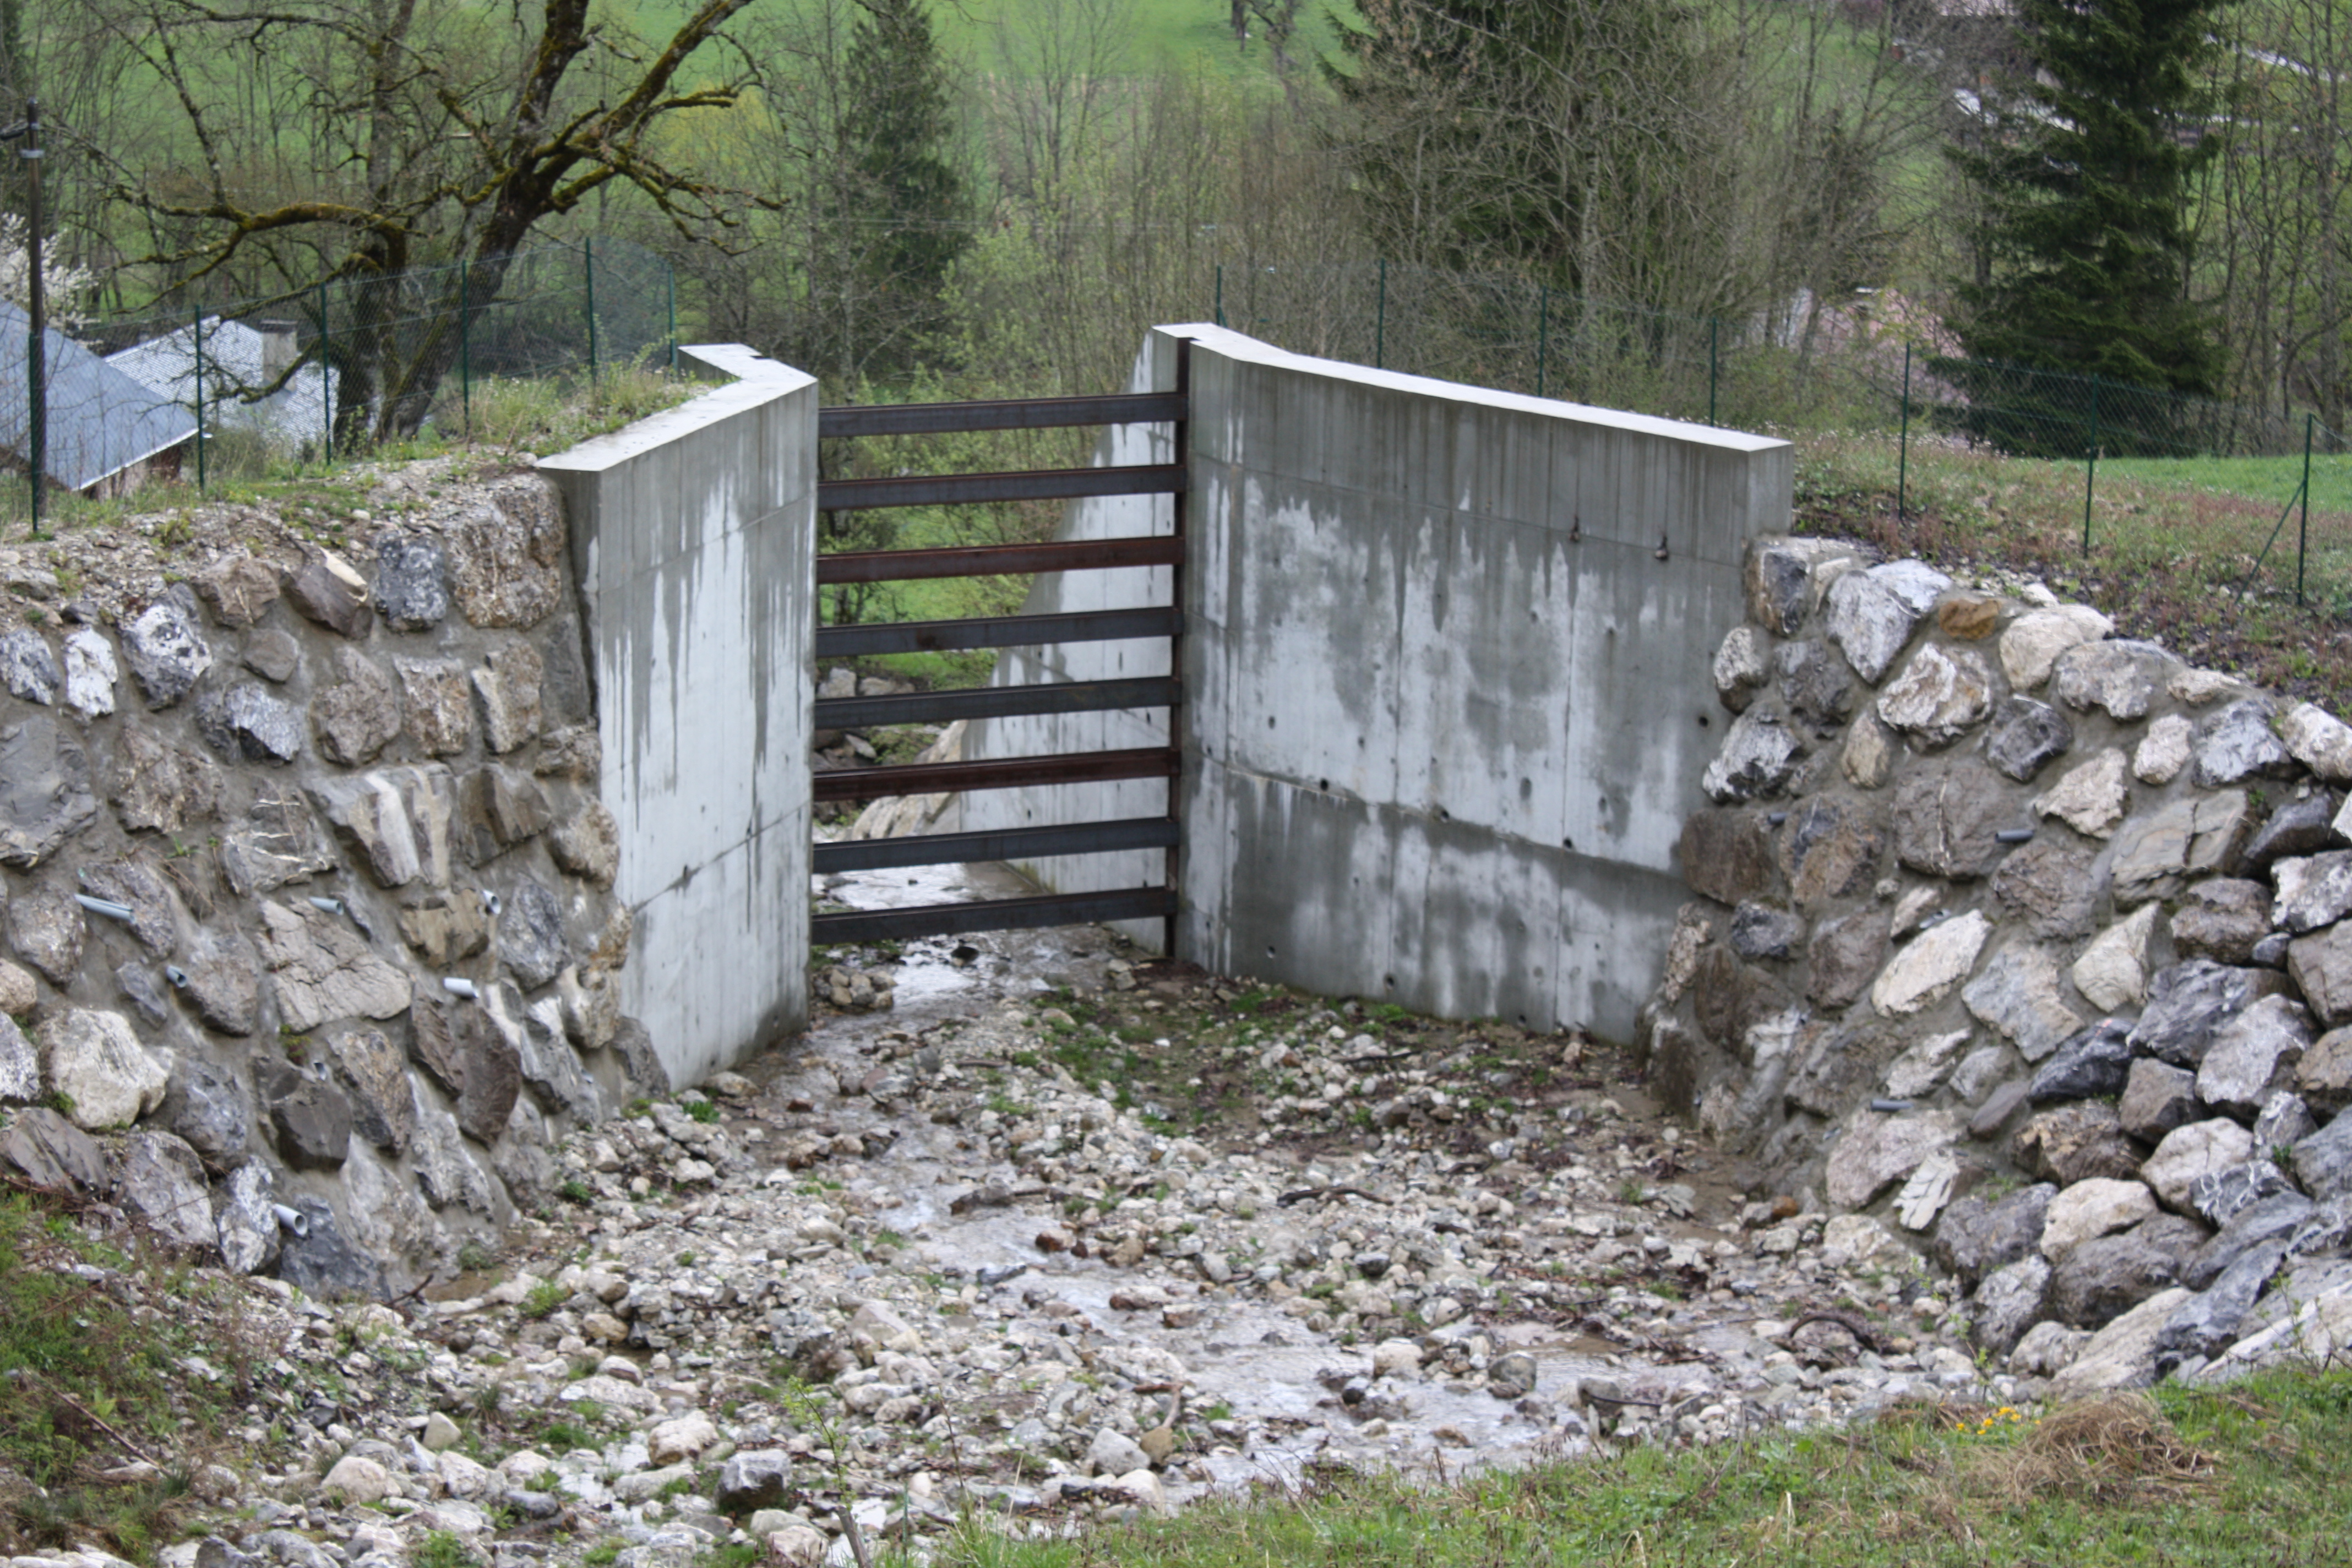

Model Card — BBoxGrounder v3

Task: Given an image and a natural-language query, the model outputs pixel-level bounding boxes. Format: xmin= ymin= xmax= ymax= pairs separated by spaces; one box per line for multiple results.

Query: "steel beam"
xmin=815 ymin=678 xmax=1176 ymax=731
xmin=817 ymin=463 xmax=1183 ymax=513
xmin=817 ymin=535 xmax=1183 ymax=585
xmin=812 ymin=747 xmax=1178 ymax=803
xmin=811 ymin=888 xmax=1178 ymax=945
xmin=815 ymin=606 xmax=1181 ymax=659
xmin=820 ymin=392 xmax=1185 ymax=438
xmin=813 ymin=817 xmax=1180 ymax=875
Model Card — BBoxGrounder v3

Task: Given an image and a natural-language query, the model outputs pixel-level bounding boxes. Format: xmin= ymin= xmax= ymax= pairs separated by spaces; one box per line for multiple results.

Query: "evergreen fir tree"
xmin=1947 ymin=0 xmax=2234 ymax=410
xmin=840 ymin=0 xmax=968 ymax=379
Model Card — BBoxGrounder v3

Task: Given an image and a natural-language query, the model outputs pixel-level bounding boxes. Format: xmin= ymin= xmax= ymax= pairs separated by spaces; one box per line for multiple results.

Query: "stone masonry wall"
xmin=1645 ymin=537 xmax=2352 ymax=1388
xmin=0 ymin=470 xmax=665 ymax=1298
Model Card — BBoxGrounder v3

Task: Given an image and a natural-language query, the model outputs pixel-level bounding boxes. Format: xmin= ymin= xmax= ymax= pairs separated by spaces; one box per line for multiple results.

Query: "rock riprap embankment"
xmin=1649 ymin=537 xmax=2352 ymax=1393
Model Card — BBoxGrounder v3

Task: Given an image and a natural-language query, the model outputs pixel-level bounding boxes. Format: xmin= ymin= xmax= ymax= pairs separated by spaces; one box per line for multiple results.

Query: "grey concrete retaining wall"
xmin=969 ymin=325 xmax=1792 ymax=1042
xmin=541 ymin=345 xmax=815 ymax=1088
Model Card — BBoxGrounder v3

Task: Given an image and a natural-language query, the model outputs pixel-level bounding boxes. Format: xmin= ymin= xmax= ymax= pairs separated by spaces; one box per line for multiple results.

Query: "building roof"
xmin=0 ymin=301 xmax=199 ymax=490
xmin=106 ymin=317 xmax=335 ymax=445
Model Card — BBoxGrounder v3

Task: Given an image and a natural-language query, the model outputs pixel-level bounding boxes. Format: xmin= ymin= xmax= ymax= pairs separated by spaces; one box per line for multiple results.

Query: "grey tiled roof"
xmin=0 ymin=300 xmax=199 ymax=490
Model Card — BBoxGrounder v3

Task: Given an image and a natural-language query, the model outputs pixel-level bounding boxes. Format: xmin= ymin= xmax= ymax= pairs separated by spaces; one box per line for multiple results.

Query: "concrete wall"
xmin=970 ymin=325 xmax=1791 ymax=1042
xmin=541 ymin=345 xmax=815 ymax=1087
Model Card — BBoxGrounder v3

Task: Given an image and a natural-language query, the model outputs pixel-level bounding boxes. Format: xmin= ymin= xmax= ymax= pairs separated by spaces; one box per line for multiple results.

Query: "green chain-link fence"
xmin=4 ymin=235 xmax=674 ymax=531
xmin=1211 ymin=257 xmax=2352 ymax=609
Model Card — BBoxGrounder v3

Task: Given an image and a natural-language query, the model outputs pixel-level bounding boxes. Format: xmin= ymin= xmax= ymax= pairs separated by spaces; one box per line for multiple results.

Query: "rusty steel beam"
xmin=815 ymin=606 xmax=1181 ymax=660
xmin=817 ymin=534 xmax=1183 ymax=585
xmin=815 ymin=677 xmax=1175 ymax=731
xmin=812 ymin=747 xmax=1177 ymax=803
xmin=820 ymin=392 xmax=1186 ymax=438
xmin=812 ymin=888 xmax=1178 ymax=945
xmin=817 ymin=463 xmax=1184 ymax=514
xmin=812 ymin=817 xmax=1180 ymax=875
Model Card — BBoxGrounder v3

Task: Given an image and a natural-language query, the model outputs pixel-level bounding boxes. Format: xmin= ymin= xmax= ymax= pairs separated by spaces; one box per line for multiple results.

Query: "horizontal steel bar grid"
xmin=816 ymin=534 xmax=1183 ymax=585
xmin=815 ymin=678 xmax=1177 ymax=731
xmin=814 ymin=606 xmax=1182 ymax=660
xmin=817 ymin=463 xmax=1184 ymax=513
xmin=812 ymin=747 xmax=1179 ymax=803
xmin=812 ymin=888 xmax=1178 ymax=945
xmin=812 ymin=817 xmax=1180 ymax=875
xmin=820 ymin=391 xmax=1186 ymax=438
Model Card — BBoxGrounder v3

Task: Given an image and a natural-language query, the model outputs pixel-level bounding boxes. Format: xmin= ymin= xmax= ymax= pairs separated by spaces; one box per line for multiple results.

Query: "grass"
xmin=1794 ymin=427 xmax=2352 ymax=711
xmin=911 ymin=1374 xmax=2352 ymax=1567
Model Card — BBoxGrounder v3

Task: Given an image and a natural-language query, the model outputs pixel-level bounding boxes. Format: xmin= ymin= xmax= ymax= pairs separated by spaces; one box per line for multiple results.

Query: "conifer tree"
xmin=840 ymin=0 xmax=968 ymax=379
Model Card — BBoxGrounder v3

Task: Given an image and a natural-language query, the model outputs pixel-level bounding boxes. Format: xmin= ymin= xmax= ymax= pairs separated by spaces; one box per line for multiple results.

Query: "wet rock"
xmin=2194 ymin=698 xmax=2295 ymax=787
xmin=9 ymin=886 xmax=86 ymax=988
xmin=312 ymin=647 xmax=404 ymax=766
xmin=499 ymin=880 xmax=570 ymax=992
xmin=62 ymin=628 xmax=116 ymax=716
xmin=449 ymin=478 xmax=566 ymax=628
xmin=2196 ymin=995 xmax=2312 ymax=1118
xmin=2243 ymin=793 xmax=2343 ymax=877
xmin=2130 ymin=960 xmax=2289 ymax=1067
xmin=2040 ymin=1178 xmax=2158 ymax=1262
xmin=0 ymin=1106 xmax=106 ymax=1191
xmin=2275 ymin=851 xmax=2352 ymax=933
xmin=397 ymin=658 xmax=475 ymax=756
xmin=1825 ymin=562 xmax=1946 ymax=683
xmin=331 ymin=1027 xmax=418 ymax=1153
xmin=1992 ymin=838 xmax=2105 ymax=941
xmin=375 ymin=536 xmax=451 ymax=631
xmin=40 ymin=1009 xmax=170 ymax=1129
xmin=161 ymin=1054 xmax=251 ymax=1163
xmin=2051 ymin=1286 xmax=2195 ymax=1393
xmin=2073 ymin=905 xmax=2158 ymax=1011
xmin=2156 ymin=1242 xmax=2288 ymax=1373
xmin=1729 ymin=902 xmax=1804 ymax=961
xmin=1893 ymin=761 xmax=2011 ymax=879
xmin=2133 ymin=714 xmax=2195 ymax=785
xmin=259 ymin=1059 xmax=354 ymax=1170
xmin=219 ymin=786 xmax=337 ymax=896
xmin=0 ymin=1014 xmax=36 ymax=1102
xmin=1971 ymin=1256 xmax=2052 ymax=1356
xmin=2052 ymin=639 xmax=2175 ymax=722
xmin=2288 ymin=923 xmax=2352 ymax=1028
xmin=0 ymin=715 xmax=100 ymax=866
xmin=412 ymin=1103 xmax=501 ymax=1216
xmin=1807 ymin=912 xmax=1888 ymax=1009
xmin=1875 ymin=645 xmax=1992 ymax=747
xmin=1824 ymin=1110 xmax=1957 ymax=1210
xmin=197 ymin=682 xmax=304 ymax=764
xmin=2118 ymin=1059 xmax=2202 ymax=1143
xmin=118 ymin=1130 xmax=214 ymax=1250
xmin=184 ymin=928 xmax=262 ymax=1036
xmin=215 ymin=1161 xmax=280 ymax=1275
xmin=2142 ymin=1120 xmax=2256 ymax=1215
xmin=1963 ymin=943 xmax=2088 ymax=1061
xmin=1999 ymin=605 xmax=2112 ymax=692
xmin=491 ymin=986 xmax=601 ymax=1122
xmin=1702 ymin=711 xmax=1802 ymax=803
xmin=2171 ymin=879 xmax=2273 ymax=966
xmin=1744 ymin=542 xmax=1816 ymax=636
xmin=1932 ymin=1183 xmax=2054 ymax=1288
xmin=473 ymin=643 xmax=546 ymax=755
xmin=1780 ymin=798 xmax=1885 ymax=905
xmin=2030 ymin=1019 xmax=2138 ymax=1103
xmin=257 ymin=899 xmax=412 ymax=1031
xmin=193 ymin=555 xmax=281 ymax=628
xmin=0 ymin=627 xmax=59 ymax=703
xmin=2047 ymin=1215 xmax=2205 ymax=1329
xmin=2015 ymin=1102 xmax=2144 ymax=1186
xmin=1985 ymin=698 xmax=2074 ymax=783
xmin=2112 ymin=792 xmax=2252 ymax=906
xmin=1871 ymin=910 xmax=1990 ymax=1016
xmin=1678 ymin=812 xmax=1778 ymax=907
xmin=2190 ymin=1161 xmax=2294 ymax=1229
xmin=549 ymin=801 xmax=619 ymax=890
xmin=121 ymin=597 xmax=213 ymax=707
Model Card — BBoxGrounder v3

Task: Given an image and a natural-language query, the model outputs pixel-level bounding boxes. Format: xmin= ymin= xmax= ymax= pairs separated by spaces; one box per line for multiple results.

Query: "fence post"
xmin=666 ymin=256 xmax=677 ymax=373
xmin=1708 ymin=317 xmax=1719 ymax=427
xmin=319 ymin=279 xmax=333 ymax=462
xmin=1214 ymin=263 xmax=1224 ymax=329
xmin=1536 ymin=285 xmax=1550 ymax=399
xmin=459 ymin=259 xmax=472 ymax=440
xmin=584 ymin=237 xmax=599 ymax=389
xmin=192 ymin=303 xmax=206 ymax=493
xmin=1897 ymin=342 xmax=1912 ymax=520
xmin=1375 ymin=259 xmax=1386 ymax=370
xmin=2083 ymin=373 xmax=2100 ymax=562
xmin=2301 ymin=411 xmax=2315 ymax=607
